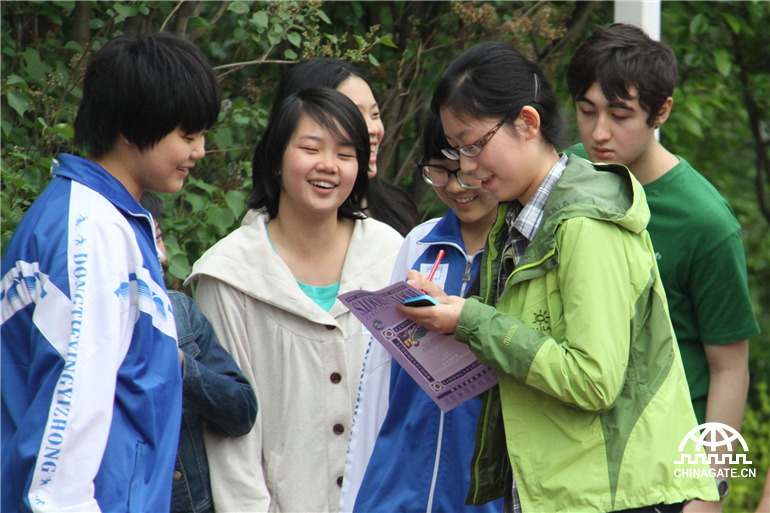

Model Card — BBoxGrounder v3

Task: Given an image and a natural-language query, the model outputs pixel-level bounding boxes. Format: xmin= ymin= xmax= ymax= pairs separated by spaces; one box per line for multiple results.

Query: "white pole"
xmin=614 ymin=0 xmax=662 ymax=139
xmin=614 ymin=0 xmax=661 ymax=41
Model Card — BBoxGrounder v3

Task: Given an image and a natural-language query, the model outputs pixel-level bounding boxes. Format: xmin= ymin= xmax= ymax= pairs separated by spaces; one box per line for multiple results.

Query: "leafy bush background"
xmin=2 ymin=2 xmax=768 ymax=510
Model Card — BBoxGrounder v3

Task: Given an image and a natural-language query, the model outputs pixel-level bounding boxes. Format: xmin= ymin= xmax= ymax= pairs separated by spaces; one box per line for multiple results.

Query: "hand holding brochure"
xmin=338 ymin=282 xmax=498 ymax=412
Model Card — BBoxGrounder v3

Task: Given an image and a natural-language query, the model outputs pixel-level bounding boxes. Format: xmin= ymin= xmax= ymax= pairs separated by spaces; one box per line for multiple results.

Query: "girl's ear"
xmin=516 ymin=106 xmax=541 ymax=140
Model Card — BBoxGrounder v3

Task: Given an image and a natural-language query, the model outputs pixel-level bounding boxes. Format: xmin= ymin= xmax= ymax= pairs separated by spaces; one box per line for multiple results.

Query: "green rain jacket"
xmin=455 ymin=156 xmax=718 ymax=512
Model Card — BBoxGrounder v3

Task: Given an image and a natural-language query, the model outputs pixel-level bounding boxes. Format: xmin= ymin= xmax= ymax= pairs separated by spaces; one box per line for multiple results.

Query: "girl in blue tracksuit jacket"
xmin=1 ymin=33 xmax=220 ymax=513
xmin=340 ymin=114 xmax=503 ymax=513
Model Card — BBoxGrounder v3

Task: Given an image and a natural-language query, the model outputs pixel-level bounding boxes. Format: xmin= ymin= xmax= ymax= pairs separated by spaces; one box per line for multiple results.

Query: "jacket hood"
xmin=186 ymin=209 xmax=402 ymax=323
xmin=493 ymin=155 xmax=650 ymax=289
xmin=544 ymin=155 xmax=649 ymax=234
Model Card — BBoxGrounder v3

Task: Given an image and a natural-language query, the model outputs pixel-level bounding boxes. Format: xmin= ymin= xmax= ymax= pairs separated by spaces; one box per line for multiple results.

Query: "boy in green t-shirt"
xmin=566 ymin=23 xmax=760 ymax=512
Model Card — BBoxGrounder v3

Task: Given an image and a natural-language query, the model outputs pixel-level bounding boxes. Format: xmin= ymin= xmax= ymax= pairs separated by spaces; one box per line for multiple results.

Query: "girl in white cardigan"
xmin=187 ymin=87 xmax=402 ymax=512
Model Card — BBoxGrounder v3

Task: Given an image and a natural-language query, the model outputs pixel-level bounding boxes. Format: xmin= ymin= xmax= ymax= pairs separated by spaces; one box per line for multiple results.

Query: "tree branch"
xmin=731 ymin=27 xmax=770 ymax=223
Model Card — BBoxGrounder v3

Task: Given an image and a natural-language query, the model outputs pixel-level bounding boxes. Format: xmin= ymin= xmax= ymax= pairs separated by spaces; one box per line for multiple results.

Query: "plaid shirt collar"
xmin=498 ymin=153 xmax=568 ymax=298
xmin=507 ymin=153 xmax=569 ymax=244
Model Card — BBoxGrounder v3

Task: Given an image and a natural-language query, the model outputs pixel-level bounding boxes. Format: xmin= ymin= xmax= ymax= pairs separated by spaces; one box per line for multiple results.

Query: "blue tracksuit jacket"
xmin=1 ymin=154 xmax=183 ymax=512
xmin=352 ymin=211 xmax=505 ymax=513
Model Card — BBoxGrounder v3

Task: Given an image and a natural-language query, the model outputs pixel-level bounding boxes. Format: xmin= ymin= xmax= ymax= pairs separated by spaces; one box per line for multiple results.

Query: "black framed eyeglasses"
xmin=418 ymin=162 xmax=481 ymax=189
xmin=441 ymin=121 xmax=504 ymax=161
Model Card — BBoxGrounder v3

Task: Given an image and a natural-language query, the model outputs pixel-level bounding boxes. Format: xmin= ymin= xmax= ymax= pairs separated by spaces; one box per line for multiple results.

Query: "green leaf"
xmin=368 ymin=54 xmax=380 ymax=66
xmin=225 ymin=189 xmax=248 ymax=218
xmin=232 ymin=113 xmax=252 ymax=125
xmin=167 ymin=252 xmax=191 ymax=282
xmin=188 ymin=16 xmax=211 ymax=29
xmin=287 ymin=31 xmax=301 ymax=47
xmin=1 ymin=117 xmax=12 ymax=138
xmin=269 ymin=20 xmax=284 ymax=35
xmin=194 ymin=180 xmax=219 ymax=195
xmin=228 ymin=1 xmax=250 ymax=15
xmin=210 ymin=126 xmax=233 ymax=152
xmin=113 ymin=2 xmax=138 ymax=23
xmin=689 ymin=14 xmax=709 ymax=36
xmin=21 ymin=49 xmax=49 ymax=84
xmin=684 ymin=102 xmax=703 ymax=121
xmin=49 ymin=123 xmax=75 ymax=140
xmin=9 ymin=151 xmax=31 ymax=161
xmin=2 ymin=173 xmax=27 ymax=187
xmin=254 ymin=10 xmax=269 ymax=29
xmin=5 ymin=75 xmax=29 ymax=89
xmin=206 ymin=207 xmax=235 ymax=234
xmin=6 ymin=92 xmax=30 ymax=117
xmin=379 ymin=35 xmax=398 ymax=48
xmin=317 ymin=10 xmax=331 ymax=24
xmin=284 ymin=48 xmax=298 ymax=60
xmin=64 ymin=40 xmax=84 ymax=53
xmin=677 ymin=114 xmax=704 ymax=138
xmin=233 ymin=26 xmax=249 ymax=41
xmin=184 ymin=193 xmax=208 ymax=213
xmin=2 ymin=45 xmax=17 ymax=58
xmin=52 ymin=1 xmax=76 ymax=15
xmin=713 ymin=48 xmax=732 ymax=77
xmin=721 ymin=13 xmax=741 ymax=34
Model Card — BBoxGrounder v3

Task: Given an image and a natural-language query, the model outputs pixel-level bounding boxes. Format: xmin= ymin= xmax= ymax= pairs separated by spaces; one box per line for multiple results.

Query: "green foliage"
xmin=661 ymin=0 xmax=770 ymax=388
xmin=0 ymin=0 xmax=389 ymax=291
xmin=1 ymin=0 xmax=586 ymax=289
xmin=725 ymin=381 xmax=770 ymax=512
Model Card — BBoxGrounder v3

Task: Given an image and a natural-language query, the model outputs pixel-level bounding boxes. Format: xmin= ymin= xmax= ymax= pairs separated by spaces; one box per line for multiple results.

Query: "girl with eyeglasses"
xmin=340 ymin=112 xmax=500 ymax=513
xmin=398 ymin=41 xmax=716 ymax=513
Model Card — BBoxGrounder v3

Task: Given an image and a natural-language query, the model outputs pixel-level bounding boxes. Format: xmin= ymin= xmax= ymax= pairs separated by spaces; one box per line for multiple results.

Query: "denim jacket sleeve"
xmin=170 ymin=291 xmax=258 ymax=437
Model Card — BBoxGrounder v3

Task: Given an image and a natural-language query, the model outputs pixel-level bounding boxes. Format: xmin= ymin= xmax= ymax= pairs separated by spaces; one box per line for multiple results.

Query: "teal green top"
xmin=297 ymin=281 xmax=340 ymax=312
xmin=265 ymin=222 xmax=341 ymax=312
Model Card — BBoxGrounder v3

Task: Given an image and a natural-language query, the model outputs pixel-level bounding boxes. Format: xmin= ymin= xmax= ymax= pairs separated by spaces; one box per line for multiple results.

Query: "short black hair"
xmin=74 ymin=32 xmax=221 ymax=158
xmin=431 ymin=41 xmax=565 ymax=149
xmin=139 ymin=191 xmax=164 ymax=220
xmin=566 ymin=23 xmax=677 ymax=127
xmin=420 ymin=112 xmax=450 ymax=162
xmin=249 ymin=87 xmax=370 ymax=220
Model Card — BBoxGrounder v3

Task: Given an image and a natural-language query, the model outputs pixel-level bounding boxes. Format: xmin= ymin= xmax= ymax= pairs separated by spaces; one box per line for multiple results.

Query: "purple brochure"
xmin=339 ymin=282 xmax=498 ymax=412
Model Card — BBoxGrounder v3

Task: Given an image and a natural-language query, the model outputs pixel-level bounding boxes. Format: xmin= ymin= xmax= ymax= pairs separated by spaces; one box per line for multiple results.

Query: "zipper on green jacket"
xmin=472 ymin=388 xmax=496 ymax=503
xmin=505 ymin=249 xmax=556 ymax=288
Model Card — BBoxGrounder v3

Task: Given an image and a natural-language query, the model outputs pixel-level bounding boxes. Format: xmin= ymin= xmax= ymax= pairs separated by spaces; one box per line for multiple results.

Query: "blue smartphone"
xmin=403 ymin=294 xmax=440 ymax=307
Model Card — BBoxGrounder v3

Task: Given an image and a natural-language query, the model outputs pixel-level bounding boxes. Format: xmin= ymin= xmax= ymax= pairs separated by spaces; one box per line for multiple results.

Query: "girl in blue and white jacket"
xmin=340 ymin=114 xmax=503 ymax=513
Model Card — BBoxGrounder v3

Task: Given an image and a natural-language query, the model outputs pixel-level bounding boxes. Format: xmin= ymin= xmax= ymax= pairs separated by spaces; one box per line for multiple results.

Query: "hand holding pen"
xmin=399 ymin=250 xmax=466 ymax=334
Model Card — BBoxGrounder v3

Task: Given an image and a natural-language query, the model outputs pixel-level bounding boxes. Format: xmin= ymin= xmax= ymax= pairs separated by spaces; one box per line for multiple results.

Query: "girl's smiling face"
xmin=336 ymin=76 xmax=384 ymax=179
xmin=440 ymin=108 xmax=545 ymax=205
xmin=120 ymin=127 xmax=207 ymax=199
xmin=278 ymin=114 xmax=360 ymax=217
xmin=426 ymin=157 xmax=498 ymax=226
